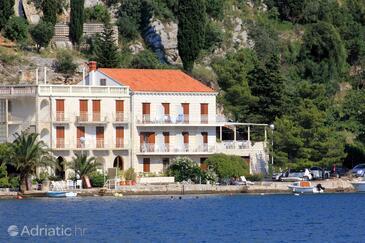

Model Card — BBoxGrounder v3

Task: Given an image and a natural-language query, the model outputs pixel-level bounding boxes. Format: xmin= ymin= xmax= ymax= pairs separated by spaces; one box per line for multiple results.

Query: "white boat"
xmin=351 ymin=177 xmax=365 ymax=192
xmin=288 ymin=181 xmax=324 ymax=194
xmin=47 ymin=191 xmax=78 ymax=198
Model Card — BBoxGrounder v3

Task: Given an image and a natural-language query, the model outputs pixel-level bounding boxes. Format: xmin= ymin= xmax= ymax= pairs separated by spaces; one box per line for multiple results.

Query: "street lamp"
xmin=269 ymin=124 xmax=275 ymax=165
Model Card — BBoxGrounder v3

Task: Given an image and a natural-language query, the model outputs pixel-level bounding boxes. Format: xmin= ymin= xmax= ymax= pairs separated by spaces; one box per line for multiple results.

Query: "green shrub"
xmin=84 ymin=4 xmax=111 ymax=24
xmin=204 ymin=21 xmax=224 ymax=51
xmin=124 ymin=168 xmax=136 ymax=181
xmin=30 ymin=21 xmax=54 ymax=52
xmin=245 ymin=174 xmax=264 ymax=181
xmin=130 ymin=49 xmax=161 ymax=69
xmin=90 ymin=171 xmax=106 ymax=187
xmin=9 ymin=176 xmax=20 ymax=189
xmin=0 ymin=164 xmax=9 ymax=188
xmin=167 ymin=157 xmax=203 ymax=183
xmin=54 ymin=50 xmax=77 ymax=79
xmin=3 ymin=16 xmax=28 ymax=42
xmin=205 ymin=154 xmax=249 ymax=180
xmin=205 ymin=0 xmax=225 ymax=20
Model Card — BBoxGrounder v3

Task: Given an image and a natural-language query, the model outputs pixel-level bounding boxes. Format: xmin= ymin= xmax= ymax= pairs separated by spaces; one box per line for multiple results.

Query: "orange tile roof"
xmin=98 ymin=68 xmax=215 ymax=93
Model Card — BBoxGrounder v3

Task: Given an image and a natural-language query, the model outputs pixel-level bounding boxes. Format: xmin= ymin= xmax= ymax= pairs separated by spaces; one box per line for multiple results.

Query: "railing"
xmin=113 ymin=112 xmax=128 ymax=122
xmin=115 ymin=138 xmax=125 ymax=148
xmin=0 ymin=86 xmax=36 ymax=96
xmin=56 ymin=139 xmax=65 ymax=148
xmin=216 ymin=140 xmax=251 ymax=151
xmin=54 ymin=112 xmax=69 ymax=122
xmin=137 ymin=114 xmax=226 ymax=124
xmin=96 ymin=139 xmax=104 ymax=148
xmin=76 ymin=112 xmax=108 ymax=123
xmin=139 ymin=143 xmax=215 ymax=153
xmin=38 ymin=85 xmax=129 ymax=97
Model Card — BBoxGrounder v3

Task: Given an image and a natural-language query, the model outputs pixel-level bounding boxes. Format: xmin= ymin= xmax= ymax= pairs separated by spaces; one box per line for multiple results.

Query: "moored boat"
xmin=351 ymin=177 xmax=365 ymax=192
xmin=47 ymin=191 xmax=78 ymax=198
xmin=288 ymin=181 xmax=324 ymax=194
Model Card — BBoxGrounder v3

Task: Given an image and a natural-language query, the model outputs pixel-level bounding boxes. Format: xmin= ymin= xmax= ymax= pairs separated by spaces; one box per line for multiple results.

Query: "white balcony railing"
xmin=56 ymin=138 xmax=65 ymax=149
xmin=115 ymin=138 xmax=125 ymax=148
xmin=137 ymin=114 xmax=226 ymax=125
xmin=76 ymin=112 xmax=108 ymax=123
xmin=139 ymin=143 xmax=215 ymax=153
xmin=54 ymin=112 xmax=70 ymax=122
xmin=113 ymin=112 xmax=128 ymax=123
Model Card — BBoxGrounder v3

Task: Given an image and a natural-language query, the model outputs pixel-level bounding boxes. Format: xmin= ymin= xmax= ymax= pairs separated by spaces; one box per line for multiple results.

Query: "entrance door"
xmin=93 ymin=100 xmax=101 ymax=121
xmin=143 ymin=158 xmax=150 ymax=172
xmin=56 ymin=99 xmax=64 ymax=121
xmin=114 ymin=156 xmax=124 ymax=170
xmin=200 ymin=158 xmax=208 ymax=171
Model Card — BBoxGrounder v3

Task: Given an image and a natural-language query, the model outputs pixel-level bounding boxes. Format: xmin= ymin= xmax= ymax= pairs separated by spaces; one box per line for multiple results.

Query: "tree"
xmin=3 ymin=17 xmax=28 ymax=42
xmin=68 ymin=153 xmax=101 ymax=182
xmin=167 ymin=157 xmax=203 ymax=183
xmin=0 ymin=0 xmax=14 ymax=30
xmin=205 ymin=154 xmax=249 ymax=180
xmin=117 ymin=0 xmax=142 ymax=40
xmin=7 ymin=132 xmax=55 ymax=192
xmin=177 ymin=0 xmax=207 ymax=71
xmin=30 ymin=21 xmax=55 ymax=52
xmin=130 ymin=49 xmax=161 ymax=69
xmin=205 ymin=0 xmax=225 ymax=20
xmin=94 ymin=24 xmax=120 ymax=68
xmin=84 ymin=4 xmax=111 ymax=24
xmin=54 ymin=50 xmax=78 ymax=82
xmin=70 ymin=0 xmax=85 ymax=46
xmin=42 ymin=0 xmax=58 ymax=25
xmin=248 ymin=54 xmax=285 ymax=123
xmin=298 ymin=22 xmax=347 ymax=84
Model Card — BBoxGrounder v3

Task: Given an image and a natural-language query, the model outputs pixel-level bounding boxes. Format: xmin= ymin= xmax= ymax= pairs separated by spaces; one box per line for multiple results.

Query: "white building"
xmin=0 ymin=62 xmax=269 ymax=178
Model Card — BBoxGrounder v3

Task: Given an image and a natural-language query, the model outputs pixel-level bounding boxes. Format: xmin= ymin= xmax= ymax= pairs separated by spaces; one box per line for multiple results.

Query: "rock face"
xmin=231 ymin=17 xmax=254 ymax=49
xmin=18 ymin=0 xmax=41 ymax=25
xmin=143 ymin=18 xmax=181 ymax=65
xmin=128 ymin=41 xmax=145 ymax=55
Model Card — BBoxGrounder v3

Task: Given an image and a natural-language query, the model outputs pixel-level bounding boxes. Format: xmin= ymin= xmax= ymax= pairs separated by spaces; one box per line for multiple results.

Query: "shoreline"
xmin=0 ymin=178 xmax=357 ymax=199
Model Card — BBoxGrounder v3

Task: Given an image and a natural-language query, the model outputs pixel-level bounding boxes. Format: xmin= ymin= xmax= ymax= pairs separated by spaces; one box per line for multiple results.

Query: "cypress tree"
xmin=0 ymin=0 xmax=14 ymax=30
xmin=42 ymin=0 xmax=58 ymax=25
xmin=177 ymin=0 xmax=207 ymax=72
xmin=70 ymin=0 xmax=85 ymax=46
xmin=94 ymin=24 xmax=119 ymax=68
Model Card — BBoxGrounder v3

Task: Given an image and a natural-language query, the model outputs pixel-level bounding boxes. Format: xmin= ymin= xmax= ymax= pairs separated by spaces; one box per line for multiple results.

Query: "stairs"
xmin=249 ymin=142 xmax=269 ymax=175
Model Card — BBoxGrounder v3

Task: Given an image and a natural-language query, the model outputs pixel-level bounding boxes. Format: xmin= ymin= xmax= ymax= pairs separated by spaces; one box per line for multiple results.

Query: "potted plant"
xmin=124 ymin=168 xmax=136 ymax=186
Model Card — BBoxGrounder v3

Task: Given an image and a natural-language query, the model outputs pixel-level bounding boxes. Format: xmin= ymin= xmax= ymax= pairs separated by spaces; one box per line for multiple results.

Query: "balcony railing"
xmin=113 ymin=112 xmax=128 ymax=123
xmin=76 ymin=112 xmax=108 ymax=123
xmin=54 ymin=112 xmax=70 ymax=123
xmin=115 ymin=138 xmax=127 ymax=149
xmin=139 ymin=143 xmax=215 ymax=153
xmin=0 ymin=86 xmax=36 ymax=96
xmin=56 ymin=138 xmax=65 ymax=148
xmin=137 ymin=114 xmax=225 ymax=125
xmin=96 ymin=139 xmax=104 ymax=148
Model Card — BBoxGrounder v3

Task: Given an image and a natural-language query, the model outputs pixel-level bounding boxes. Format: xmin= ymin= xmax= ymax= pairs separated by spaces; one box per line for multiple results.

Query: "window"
xmin=163 ymin=158 xmax=170 ymax=172
xmin=100 ymin=79 xmax=106 ymax=86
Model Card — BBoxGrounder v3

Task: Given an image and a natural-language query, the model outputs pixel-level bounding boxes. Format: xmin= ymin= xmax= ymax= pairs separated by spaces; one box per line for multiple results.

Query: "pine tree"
xmin=42 ymin=0 xmax=58 ymax=25
xmin=177 ymin=0 xmax=207 ymax=72
xmin=70 ymin=0 xmax=85 ymax=46
xmin=94 ymin=24 xmax=119 ymax=68
xmin=0 ymin=0 xmax=14 ymax=30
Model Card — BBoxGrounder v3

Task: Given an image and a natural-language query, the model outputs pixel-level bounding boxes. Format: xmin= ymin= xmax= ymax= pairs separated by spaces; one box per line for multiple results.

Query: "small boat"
xmin=351 ymin=177 xmax=365 ymax=192
xmin=288 ymin=181 xmax=324 ymax=194
xmin=47 ymin=191 xmax=78 ymax=198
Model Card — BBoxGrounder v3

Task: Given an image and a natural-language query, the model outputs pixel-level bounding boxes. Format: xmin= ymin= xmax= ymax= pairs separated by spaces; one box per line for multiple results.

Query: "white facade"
xmin=0 ymin=69 xmax=269 ymax=178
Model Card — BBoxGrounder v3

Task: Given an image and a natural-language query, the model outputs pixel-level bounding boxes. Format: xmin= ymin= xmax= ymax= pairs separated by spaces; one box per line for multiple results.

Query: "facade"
xmin=0 ymin=63 xmax=269 ymax=178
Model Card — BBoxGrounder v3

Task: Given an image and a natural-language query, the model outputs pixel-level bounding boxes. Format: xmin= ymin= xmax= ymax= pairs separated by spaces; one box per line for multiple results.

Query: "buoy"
xmin=114 ymin=193 xmax=123 ymax=198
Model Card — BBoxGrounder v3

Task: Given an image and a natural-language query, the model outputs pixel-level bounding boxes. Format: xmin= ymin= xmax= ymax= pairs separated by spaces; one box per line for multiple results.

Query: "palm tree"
xmin=8 ymin=132 xmax=55 ymax=192
xmin=68 ymin=153 xmax=101 ymax=186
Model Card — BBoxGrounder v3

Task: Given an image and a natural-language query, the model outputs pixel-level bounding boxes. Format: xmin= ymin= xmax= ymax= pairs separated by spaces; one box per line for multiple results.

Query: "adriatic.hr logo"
xmin=7 ymin=224 xmax=87 ymax=237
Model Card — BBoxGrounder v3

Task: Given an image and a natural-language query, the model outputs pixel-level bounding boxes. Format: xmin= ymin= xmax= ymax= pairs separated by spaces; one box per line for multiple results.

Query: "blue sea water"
xmin=0 ymin=193 xmax=364 ymax=243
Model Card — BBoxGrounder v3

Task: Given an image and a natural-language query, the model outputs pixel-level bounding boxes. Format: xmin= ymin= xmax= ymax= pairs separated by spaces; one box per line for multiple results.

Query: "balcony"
xmin=76 ymin=112 xmax=108 ymax=124
xmin=112 ymin=112 xmax=129 ymax=124
xmin=0 ymin=85 xmax=37 ymax=97
xmin=136 ymin=115 xmax=225 ymax=126
xmin=53 ymin=112 xmax=70 ymax=123
xmin=138 ymin=143 xmax=215 ymax=155
xmin=38 ymin=85 xmax=129 ymax=97
xmin=113 ymin=138 xmax=128 ymax=150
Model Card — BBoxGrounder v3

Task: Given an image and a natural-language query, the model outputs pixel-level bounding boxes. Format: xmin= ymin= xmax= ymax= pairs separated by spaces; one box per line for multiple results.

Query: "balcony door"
xmin=163 ymin=132 xmax=169 ymax=152
xmin=140 ymin=132 xmax=155 ymax=152
xmin=181 ymin=103 xmax=189 ymax=123
xmin=142 ymin=103 xmax=150 ymax=123
xmin=162 ymin=103 xmax=170 ymax=123
xmin=56 ymin=126 xmax=64 ymax=148
xmin=182 ymin=132 xmax=189 ymax=152
xmin=96 ymin=127 xmax=104 ymax=148
xmin=79 ymin=100 xmax=88 ymax=121
xmin=116 ymin=100 xmax=124 ymax=122
xmin=92 ymin=100 xmax=101 ymax=121
xmin=116 ymin=127 xmax=124 ymax=148
xmin=201 ymin=103 xmax=208 ymax=124
xmin=77 ymin=126 xmax=85 ymax=148
xmin=56 ymin=99 xmax=64 ymax=121
xmin=202 ymin=132 xmax=208 ymax=151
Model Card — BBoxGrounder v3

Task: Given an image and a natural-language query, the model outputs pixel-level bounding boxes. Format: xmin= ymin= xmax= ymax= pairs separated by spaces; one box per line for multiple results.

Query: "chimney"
xmin=88 ymin=61 xmax=97 ymax=72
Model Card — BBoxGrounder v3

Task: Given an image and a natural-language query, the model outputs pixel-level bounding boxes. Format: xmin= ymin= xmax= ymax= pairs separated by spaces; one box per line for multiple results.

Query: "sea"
xmin=0 ymin=193 xmax=364 ymax=243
